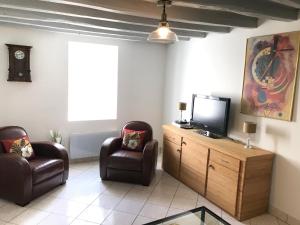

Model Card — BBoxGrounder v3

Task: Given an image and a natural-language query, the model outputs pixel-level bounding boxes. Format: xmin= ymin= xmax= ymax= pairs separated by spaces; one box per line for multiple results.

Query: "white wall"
xmin=0 ymin=25 xmax=166 ymax=148
xmin=163 ymin=20 xmax=300 ymax=220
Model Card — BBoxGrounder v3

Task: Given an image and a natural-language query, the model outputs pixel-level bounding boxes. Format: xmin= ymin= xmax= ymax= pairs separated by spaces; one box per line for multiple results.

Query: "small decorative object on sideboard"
xmin=243 ymin=121 xmax=256 ymax=149
xmin=6 ymin=44 xmax=32 ymax=82
xmin=50 ymin=130 xmax=62 ymax=144
xmin=175 ymin=102 xmax=188 ymax=124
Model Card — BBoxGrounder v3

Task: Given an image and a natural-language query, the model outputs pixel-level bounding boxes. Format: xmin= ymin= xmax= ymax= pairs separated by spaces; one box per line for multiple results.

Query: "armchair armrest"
xmin=0 ymin=153 xmax=32 ymax=206
xmin=31 ymin=142 xmax=69 ymax=182
xmin=99 ymin=137 xmax=122 ymax=179
xmin=142 ymin=139 xmax=158 ymax=185
xmin=31 ymin=141 xmax=68 ymax=159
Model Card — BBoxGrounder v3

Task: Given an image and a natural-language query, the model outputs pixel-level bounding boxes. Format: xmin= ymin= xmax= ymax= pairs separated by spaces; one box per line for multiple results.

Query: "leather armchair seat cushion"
xmin=107 ymin=150 xmax=143 ymax=171
xmin=29 ymin=157 xmax=64 ymax=184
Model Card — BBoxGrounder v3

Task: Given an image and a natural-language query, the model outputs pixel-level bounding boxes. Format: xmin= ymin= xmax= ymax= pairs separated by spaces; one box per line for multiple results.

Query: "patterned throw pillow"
xmin=122 ymin=129 xmax=146 ymax=151
xmin=1 ymin=136 xmax=35 ymax=159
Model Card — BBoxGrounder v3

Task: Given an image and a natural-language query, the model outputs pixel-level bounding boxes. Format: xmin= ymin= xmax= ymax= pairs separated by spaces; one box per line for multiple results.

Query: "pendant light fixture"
xmin=147 ymin=0 xmax=178 ymax=44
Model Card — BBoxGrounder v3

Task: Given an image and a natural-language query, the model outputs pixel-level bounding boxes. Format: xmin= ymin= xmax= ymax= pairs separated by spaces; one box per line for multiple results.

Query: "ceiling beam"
xmin=0 ymin=0 xmax=230 ymax=33
xmin=0 ymin=17 xmax=191 ymax=41
xmin=41 ymin=0 xmax=258 ymax=28
xmin=0 ymin=20 xmax=148 ymax=42
xmin=270 ymin=0 xmax=300 ymax=9
xmin=0 ymin=8 xmax=207 ymax=38
xmin=170 ymin=0 xmax=298 ymax=21
xmin=0 ymin=17 xmax=147 ymax=37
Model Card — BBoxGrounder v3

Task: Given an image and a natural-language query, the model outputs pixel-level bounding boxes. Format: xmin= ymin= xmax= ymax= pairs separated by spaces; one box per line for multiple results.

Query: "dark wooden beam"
xmin=41 ymin=0 xmax=258 ymax=27
xmin=0 ymin=17 xmax=191 ymax=41
xmin=270 ymin=0 xmax=300 ymax=9
xmin=171 ymin=0 xmax=298 ymax=21
xmin=0 ymin=20 xmax=148 ymax=42
xmin=0 ymin=0 xmax=230 ymax=33
xmin=0 ymin=8 xmax=207 ymax=38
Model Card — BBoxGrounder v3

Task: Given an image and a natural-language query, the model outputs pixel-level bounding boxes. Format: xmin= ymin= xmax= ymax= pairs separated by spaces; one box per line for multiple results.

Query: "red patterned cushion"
xmin=122 ymin=129 xmax=146 ymax=151
xmin=1 ymin=136 xmax=35 ymax=159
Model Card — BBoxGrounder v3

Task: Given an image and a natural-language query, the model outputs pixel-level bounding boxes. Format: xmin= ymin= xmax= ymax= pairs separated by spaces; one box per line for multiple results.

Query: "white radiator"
xmin=70 ymin=130 xmax=119 ymax=159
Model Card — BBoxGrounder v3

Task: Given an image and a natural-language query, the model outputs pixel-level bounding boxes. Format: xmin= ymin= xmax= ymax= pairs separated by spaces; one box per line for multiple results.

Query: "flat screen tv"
xmin=190 ymin=94 xmax=231 ymax=137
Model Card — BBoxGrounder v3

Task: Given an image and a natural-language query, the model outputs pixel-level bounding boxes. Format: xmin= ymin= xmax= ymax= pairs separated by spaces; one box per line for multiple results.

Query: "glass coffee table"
xmin=144 ymin=207 xmax=230 ymax=225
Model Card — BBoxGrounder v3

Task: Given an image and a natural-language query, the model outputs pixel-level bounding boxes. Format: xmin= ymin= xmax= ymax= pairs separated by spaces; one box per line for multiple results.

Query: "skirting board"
xmin=269 ymin=206 xmax=300 ymax=225
xmin=70 ymin=157 xmax=98 ymax=164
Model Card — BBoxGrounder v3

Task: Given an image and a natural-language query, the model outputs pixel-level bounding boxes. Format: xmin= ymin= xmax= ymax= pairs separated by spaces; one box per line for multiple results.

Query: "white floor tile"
xmin=68 ymin=168 xmax=85 ymax=179
xmin=115 ymin=199 xmax=145 ymax=214
xmin=131 ymin=184 xmax=155 ymax=192
xmin=102 ymin=211 xmax=136 ymax=225
xmin=31 ymin=198 xmax=88 ymax=217
xmin=152 ymin=183 xmax=178 ymax=196
xmin=175 ymin=186 xmax=198 ymax=200
xmin=0 ymin=203 xmax=27 ymax=222
xmin=197 ymin=195 xmax=222 ymax=216
xmin=221 ymin=211 xmax=251 ymax=225
xmin=0 ymin=221 xmax=6 ymax=225
xmin=71 ymin=219 xmax=99 ymax=225
xmin=166 ymin=208 xmax=185 ymax=217
xmin=10 ymin=208 xmax=49 ymax=225
xmin=277 ymin=219 xmax=289 ymax=225
xmin=147 ymin=193 xmax=173 ymax=207
xmin=49 ymin=200 xmax=88 ymax=217
xmin=91 ymin=194 xmax=122 ymax=210
xmin=66 ymin=192 xmax=100 ymax=205
xmin=132 ymin=216 xmax=155 ymax=225
xmin=38 ymin=214 xmax=75 ymax=225
xmin=139 ymin=203 xmax=168 ymax=219
xmin=123 ymin=189 xmax=151 ymax=202
xmin=159 ymin=174 xmax=180 ymax=186
xmin=170 ymin=196 xmax=197 ymax=210
xmin=0 ymin=199 xmax=9 ymax=208
xmin=251 ymin=214 xmax=280 ymax=225
xmin=29 ymin=196 xmax=58 ymax=210
xmin=78 ymin=206 xmax=111 ymax=224
xmin=0 ymin=162 xmax=280 ymax=225
xmin=102 ymin=185 xmax=132 ymax=197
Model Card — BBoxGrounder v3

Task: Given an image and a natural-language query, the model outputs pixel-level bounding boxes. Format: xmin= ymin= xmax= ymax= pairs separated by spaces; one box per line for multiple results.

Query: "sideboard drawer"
xmin=164 ymin=130 xmax=182 ymax=146
xmin=210 ymin=150 xmax=240 ymax=172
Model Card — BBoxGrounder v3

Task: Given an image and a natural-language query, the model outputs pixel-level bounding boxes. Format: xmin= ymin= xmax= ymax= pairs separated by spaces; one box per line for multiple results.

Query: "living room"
xmin=0 ymin=1 xmax=299 ymax=225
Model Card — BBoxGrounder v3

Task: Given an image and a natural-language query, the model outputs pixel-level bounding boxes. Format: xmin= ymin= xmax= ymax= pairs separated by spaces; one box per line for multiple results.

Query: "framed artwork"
xmin=241 ymin=31 xmax=300 ymax=121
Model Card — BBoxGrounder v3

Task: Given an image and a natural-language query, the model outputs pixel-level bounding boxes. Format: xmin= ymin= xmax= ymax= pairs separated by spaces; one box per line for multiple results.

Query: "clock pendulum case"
xmin=6 ymin=44 xmax=32 ymax=82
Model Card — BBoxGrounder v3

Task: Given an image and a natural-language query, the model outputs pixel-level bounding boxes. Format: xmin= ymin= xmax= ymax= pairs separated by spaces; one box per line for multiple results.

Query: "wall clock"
xmin=6 ymin=44 xmax=32 ymax=82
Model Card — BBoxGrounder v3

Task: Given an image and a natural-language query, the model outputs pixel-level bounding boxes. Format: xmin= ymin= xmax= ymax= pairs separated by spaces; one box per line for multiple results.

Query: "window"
xmin=68 ymin=42 xmax=118 ymax=121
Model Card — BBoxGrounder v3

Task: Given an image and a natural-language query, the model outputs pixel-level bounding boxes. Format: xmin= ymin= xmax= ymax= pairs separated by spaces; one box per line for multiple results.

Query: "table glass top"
xmin=144 ymin=207 xmax=230 ymax=225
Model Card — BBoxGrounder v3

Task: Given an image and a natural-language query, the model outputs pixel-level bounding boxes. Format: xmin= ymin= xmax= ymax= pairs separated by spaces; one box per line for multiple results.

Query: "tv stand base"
xmin=196 ymin=130 xmax=222 ymax=139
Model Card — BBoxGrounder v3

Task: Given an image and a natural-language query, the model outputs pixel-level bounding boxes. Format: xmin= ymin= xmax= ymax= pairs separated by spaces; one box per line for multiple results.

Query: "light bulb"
xmin=157 ymin=26 xmax=171 ymax=38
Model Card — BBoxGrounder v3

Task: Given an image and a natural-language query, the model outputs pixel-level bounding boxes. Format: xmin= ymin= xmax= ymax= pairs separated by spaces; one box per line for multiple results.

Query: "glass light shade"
xmin=147 ymin=22 xmax=178 ymax=44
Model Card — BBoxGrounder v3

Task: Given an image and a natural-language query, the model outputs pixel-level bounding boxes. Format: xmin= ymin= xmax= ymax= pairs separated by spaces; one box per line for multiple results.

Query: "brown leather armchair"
xmin=100 ymin=121 xmax=158 ymax=186
xmin=0 ymin=126 xmax=69 ymax=206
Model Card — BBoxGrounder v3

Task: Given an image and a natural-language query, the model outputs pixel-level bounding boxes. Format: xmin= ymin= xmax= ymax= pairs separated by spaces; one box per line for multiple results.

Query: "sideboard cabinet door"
xmin=163 ymin=139 xmax=181 ymax=178
xmin=180 ymin=138 xmax=208 ymax=195
xmin=206 ymin=161 xmax=239 ymax=216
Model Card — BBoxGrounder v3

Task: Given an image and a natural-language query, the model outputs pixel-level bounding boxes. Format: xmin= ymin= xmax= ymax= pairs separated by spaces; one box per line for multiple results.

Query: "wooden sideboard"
xmin=162 ymin=124 xmax=274 ymax=221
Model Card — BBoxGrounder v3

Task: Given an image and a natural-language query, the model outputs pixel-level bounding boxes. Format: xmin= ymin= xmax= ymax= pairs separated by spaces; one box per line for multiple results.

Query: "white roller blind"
xmin=68 ymin=41 xmax=118 ymax=121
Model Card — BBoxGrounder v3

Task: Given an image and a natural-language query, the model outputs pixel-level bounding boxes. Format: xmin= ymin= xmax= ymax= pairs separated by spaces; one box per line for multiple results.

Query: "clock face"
xmin=14 ymin=50 xmax=25 ymax=60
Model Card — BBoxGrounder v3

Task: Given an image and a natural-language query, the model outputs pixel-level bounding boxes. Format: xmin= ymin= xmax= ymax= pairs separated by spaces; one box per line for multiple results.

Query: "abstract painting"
xmin=241 ymin=31 xmax=300 ymax=121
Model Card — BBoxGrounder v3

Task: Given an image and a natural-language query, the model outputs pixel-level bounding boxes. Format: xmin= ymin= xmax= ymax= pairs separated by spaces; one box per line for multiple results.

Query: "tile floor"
xmin=0 ymin=161 xmax=287 ymax=225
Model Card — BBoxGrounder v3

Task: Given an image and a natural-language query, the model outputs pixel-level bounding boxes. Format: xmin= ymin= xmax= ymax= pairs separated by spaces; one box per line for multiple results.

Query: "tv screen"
xmin=190 ymin=94 xmax=230 ymax=137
